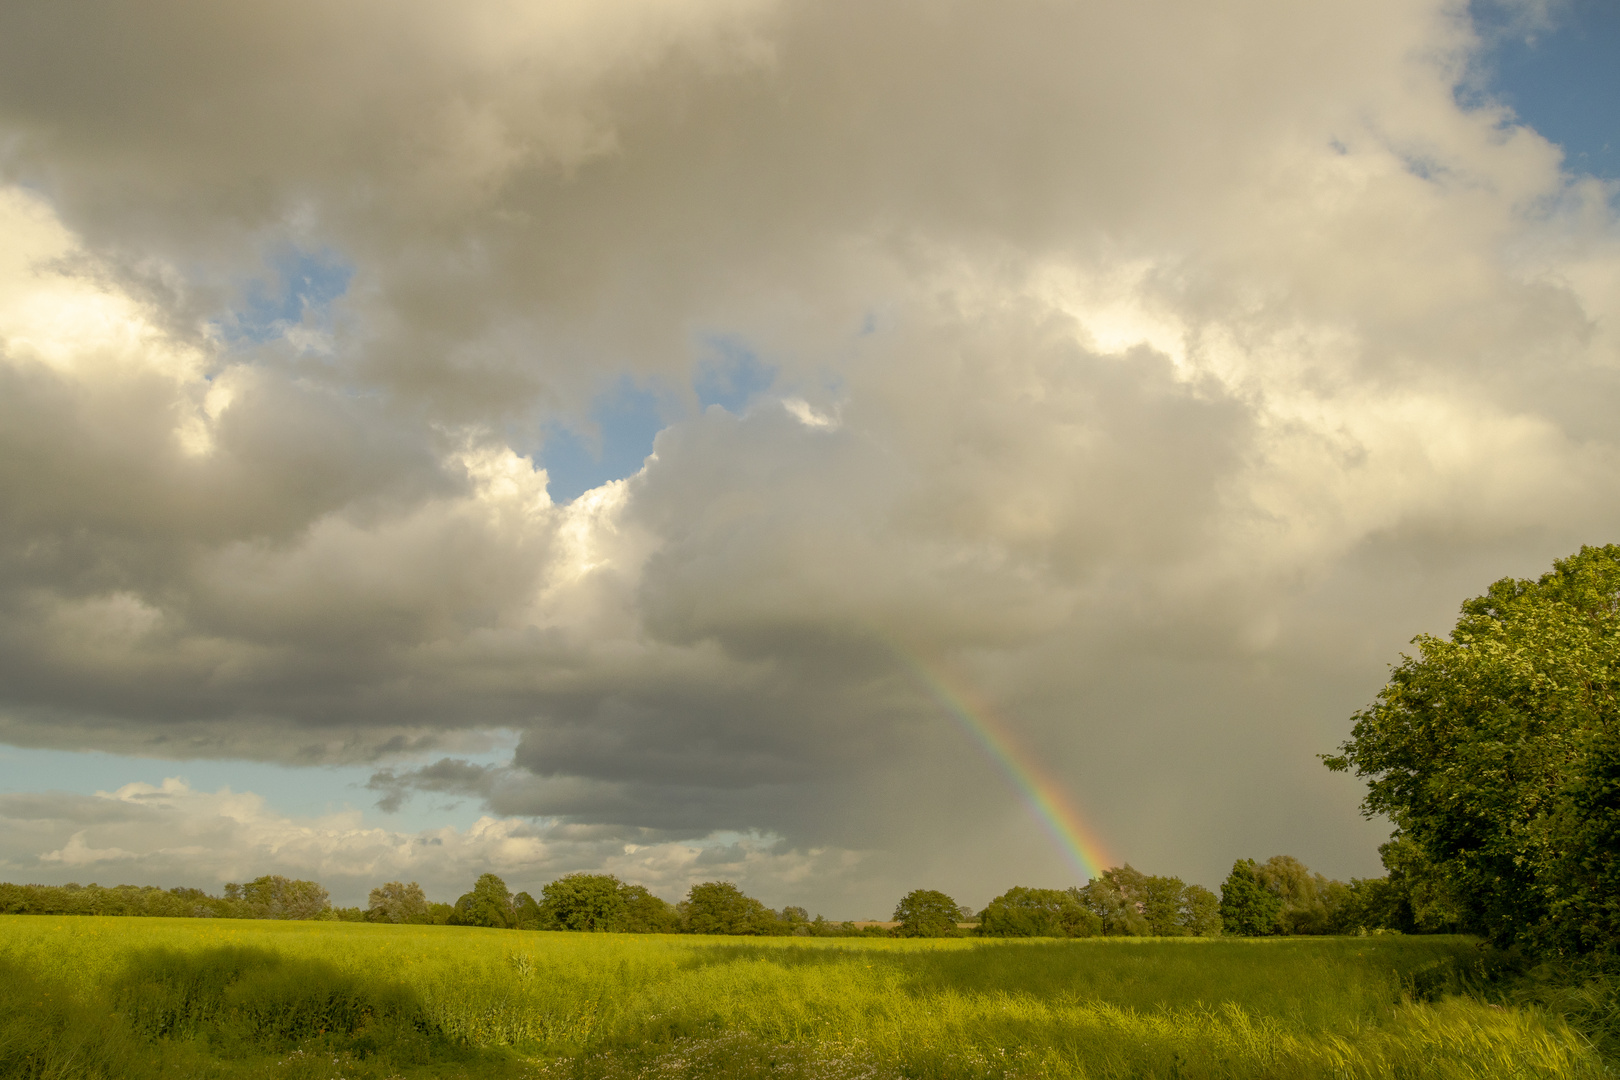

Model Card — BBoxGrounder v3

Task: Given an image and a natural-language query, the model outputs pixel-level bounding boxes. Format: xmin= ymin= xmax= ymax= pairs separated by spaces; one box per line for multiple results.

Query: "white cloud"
xmin=4 ymin=779 xmax=865 ymax=909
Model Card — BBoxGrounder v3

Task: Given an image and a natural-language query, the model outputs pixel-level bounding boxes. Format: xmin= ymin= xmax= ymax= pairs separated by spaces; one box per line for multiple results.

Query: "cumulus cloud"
xmin=0 ymin=0 xmax=1617 ymax=911
xmin=0 ymin=780 xmax=865 ymax=909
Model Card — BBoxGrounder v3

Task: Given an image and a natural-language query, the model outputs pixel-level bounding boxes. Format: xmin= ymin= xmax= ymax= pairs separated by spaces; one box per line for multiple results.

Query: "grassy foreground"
xmin=0 ymin=916 xmax=1606 ymax=1080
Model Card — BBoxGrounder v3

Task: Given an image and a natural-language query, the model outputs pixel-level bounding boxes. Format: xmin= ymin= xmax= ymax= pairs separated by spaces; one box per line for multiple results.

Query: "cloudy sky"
xmin=0 ymin=0 xmax=1616 ymax=917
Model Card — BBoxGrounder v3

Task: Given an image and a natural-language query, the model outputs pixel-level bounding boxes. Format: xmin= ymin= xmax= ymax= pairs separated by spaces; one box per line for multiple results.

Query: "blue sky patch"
xmin=694 ymin=335 xmax=778 ymax=413
xmin=0 ymin=744 xmax=506 ymax=836
xmin=1469 ymin=0 xmax=1620 ymax=178
xmin=224 ymin=248 xmax=354 ymax=345
xmin=541 ymin=378 xmax=672 ymax=502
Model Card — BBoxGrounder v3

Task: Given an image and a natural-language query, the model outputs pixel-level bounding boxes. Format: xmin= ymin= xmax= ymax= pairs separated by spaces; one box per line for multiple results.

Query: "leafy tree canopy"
xmin=681 ymin=881 xmax=776 ymax=935
xmin=539 ymin=873 xmax=628 ymax=932
xmin=1067 ymin=866 xmax=1221 ymax=937
xmin=1180 ymin=884 xmax=1223 ymax=937
xmin=977 ymin=886 xmax=1100 ymax=938
xmin=1219 ymin=859 xmax=1283 ymax=936
xmin=1325 ymin=544 xmax=1620 ymax=958
xmin=366 ymin=881 xmax=429 ymax=924
xmin=234 ymin=875 xmax=329 ymax=920
xmin=449 ymin=873 xmax=514 ymax=929
xmin=893 ymin=889 xmax=965 ymax=937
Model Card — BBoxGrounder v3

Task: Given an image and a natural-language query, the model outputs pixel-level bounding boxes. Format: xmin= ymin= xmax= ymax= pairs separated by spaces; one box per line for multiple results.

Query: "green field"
xmin=0 ymin=916 xmax=1605 ymax=1079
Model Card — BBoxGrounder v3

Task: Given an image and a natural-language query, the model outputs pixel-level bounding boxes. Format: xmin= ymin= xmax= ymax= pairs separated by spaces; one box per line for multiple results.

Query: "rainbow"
xmin=892 ymin=648 xmax=1114 ymax=883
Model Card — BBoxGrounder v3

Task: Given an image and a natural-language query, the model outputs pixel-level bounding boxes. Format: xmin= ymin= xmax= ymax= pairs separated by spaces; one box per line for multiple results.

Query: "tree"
xmin=1179 ymin=884 xmax=1223 ymax=936
xmin=1070 ymin=872 xmax=1147 ymax=936
xmin=449 ymin=873 xmax=514 ymax=928
xmin=1219 ymin=860 xmax=1283 ymax=936
xmin=977 ymin=886 xmax=1100 ymax=937
xmin=1251 ymin=856 xmax=1344 ymax=935
xmin=620 ymin=885 xmax=680 ymax=933
xmin=680 ymin=882 xmax=774 ymax=935
xmin=1068 ymin=866 xmax=1214 ymax=937
xmin=538 ymin=873 xmax=628 ymax=932
xmin=513 ymin=891 xmax=542 ymax=930
xmin=893 ymin=889 xmax=964 ymax=937
xmin=238 ymin=875 xmax=330 ymax=920
xmin=367 ymin=881 xmax=429 ymax=924
xmin=1324 ymin=544 xmax=1620 ymax=958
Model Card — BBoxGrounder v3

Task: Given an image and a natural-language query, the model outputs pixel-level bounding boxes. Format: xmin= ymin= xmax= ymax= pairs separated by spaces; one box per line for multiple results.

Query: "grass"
xmin=0 ymin=916 xmax=1608 ymax=1079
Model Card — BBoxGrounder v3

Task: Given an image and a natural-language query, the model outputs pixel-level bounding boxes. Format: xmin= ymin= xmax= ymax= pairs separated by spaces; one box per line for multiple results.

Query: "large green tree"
xmin=620 ymin=885 xmax=681 ymax=933
xmin=449 ymin=873 xmax=515 ymax=928
xmin=1325 ymin=544 xmax=1620 ymax=958
xmin=680 ymin=882 xmax=776 ymax=935
xmin=538 ymin=873 xmax=628 ymax=932
xmin=1219 ymin=859 xmax=1283 ymax=936
xmin=366 ymin=880 xmax=429 ymax=924
xmin=235 ymin=875 xmax=329 ymax=920
xmin=893 ymin=889 xmax=966 ymax=937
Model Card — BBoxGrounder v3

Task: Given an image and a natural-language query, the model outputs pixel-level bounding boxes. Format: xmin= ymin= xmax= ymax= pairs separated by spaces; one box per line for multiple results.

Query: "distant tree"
xmin=1219 ymin=860 xmax=1283 ymax=936
xmin=1070 ymin=874 xmax=1147 ymax=936
xmin=893 ymin=889 xmax=964 ymax=937
xmin=620 ymin=885 xmax=681 ymax=933
xmin=513 ymin=891 xmax=542 ymax=930
xmin=1069 ymin=866 xmax=1209 ymax=937
xmin=766 ymin=905 xmax=811 ymax=936
xmin=1251 ymin=856 xmax=1331 ymax=934
xmin=367 ymin=881 xmax=429 ymax=924
xmin=539 ymin=873 xmax=629 ymax=932
xmin=680 ymin=882 xmax=775 ymax=935
xmin=1118 ymin=868 xmax=1188 ymax=936
xmin=449 ymin=873 xmax=515 ymax=928
xmin=326 ymin=906 xmax=367 ymax=922
xmin=1179 ymin=884 xmax=1223 ymax=936
xmin=977 ymin=886 xmax=1100 ymax=937
xmin=239 ymin=875 xmax=330 ymax=920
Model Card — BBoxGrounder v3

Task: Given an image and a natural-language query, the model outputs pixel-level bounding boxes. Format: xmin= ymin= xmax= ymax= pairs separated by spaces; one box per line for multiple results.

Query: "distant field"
xmin=0 ymin=916 xmax=1604 ymax=1079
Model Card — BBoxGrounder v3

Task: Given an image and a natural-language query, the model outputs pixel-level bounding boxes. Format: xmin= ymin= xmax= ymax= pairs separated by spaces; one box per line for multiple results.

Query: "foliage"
xmin=620 ymin=885 xmax=681 ymax=933
xmin=1064 ymin=866 xmax=1221 ymax=936
xmin=514 ymin=890 xmax=543 ymax=930
xmin=1070 ymin=873 xmax=1148 ymax=935
xmin=449 ymin=872 xmax=515 ymax=929
xmin=0 ymin=881 xmax=232 ymax=918
xmin=1220 ymin=859 xmax=1285 ymax=936
xmin=976 ymin=886 xmax=1100 ymax=937
xmin=1181 ymin=883 xmax=1224 ymax=936
xmin=0 ymin=878 xmax=350 ymax=922
xmin=892 ymin=888 xmax=965 ymax=937
xmin=1325 ymin=544 xmax=1620 ymax=959
xmin=539 ymin=874 xmax=629 ymax=932
xmin=0 ymin=916 xmax=1607 ymax=1079
xmin=229 ymin=876 xmax=331 ymax=920
xmin=680 ymin=881 xmax=782 ymax=935
xmin=366 ymin=880 xmax=430 ymax=924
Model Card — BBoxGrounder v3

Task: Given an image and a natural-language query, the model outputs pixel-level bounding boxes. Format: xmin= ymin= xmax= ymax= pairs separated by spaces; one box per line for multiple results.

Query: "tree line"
xmin=0 ymin=854 xmax=1425 ymax=938
xmin=0 ymin=875 xmax=335 ymax=920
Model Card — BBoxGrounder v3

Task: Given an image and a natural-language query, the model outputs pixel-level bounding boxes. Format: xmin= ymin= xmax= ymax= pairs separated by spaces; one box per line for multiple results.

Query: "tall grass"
xmin=0 ymin=916 xmax=1607 ymax=1079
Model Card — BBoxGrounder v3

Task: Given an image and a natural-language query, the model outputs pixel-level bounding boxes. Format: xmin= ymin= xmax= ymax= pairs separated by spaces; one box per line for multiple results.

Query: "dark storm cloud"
xmin=0 ymin=0 xmax=1616 ymax=910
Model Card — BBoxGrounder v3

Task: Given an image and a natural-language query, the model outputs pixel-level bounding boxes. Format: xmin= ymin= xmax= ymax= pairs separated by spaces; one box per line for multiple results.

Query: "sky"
xmin=0 ymin=0 xmax=1616 ymax=918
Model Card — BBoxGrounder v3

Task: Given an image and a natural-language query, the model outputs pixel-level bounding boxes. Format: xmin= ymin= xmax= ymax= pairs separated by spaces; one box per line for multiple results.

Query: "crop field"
xmin=0 ymin=916 xmax=1607 ymax=1080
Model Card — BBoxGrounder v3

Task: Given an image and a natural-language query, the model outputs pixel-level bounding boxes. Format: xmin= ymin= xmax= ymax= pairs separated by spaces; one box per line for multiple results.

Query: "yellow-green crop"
xmin=0 ymin=916 xmax=1606 ymax=1079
